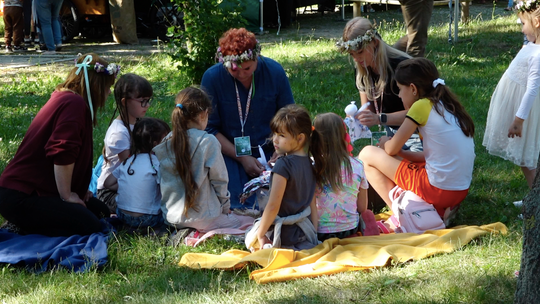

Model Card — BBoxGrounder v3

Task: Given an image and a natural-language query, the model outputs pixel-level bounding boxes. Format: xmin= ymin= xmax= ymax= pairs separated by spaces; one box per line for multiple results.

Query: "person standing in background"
xmin=393 ymin=0 xmax=434 ymax=57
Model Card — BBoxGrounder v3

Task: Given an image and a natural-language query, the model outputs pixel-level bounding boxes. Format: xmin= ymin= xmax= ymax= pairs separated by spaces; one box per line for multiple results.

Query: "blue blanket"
xmin=0 ymin=220 xmax=112 ymax=273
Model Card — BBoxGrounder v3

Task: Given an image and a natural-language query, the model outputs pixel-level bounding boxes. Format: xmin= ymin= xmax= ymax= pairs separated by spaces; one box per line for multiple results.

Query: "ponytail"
xmin=170 ymin=87 xmax=212 ymax=215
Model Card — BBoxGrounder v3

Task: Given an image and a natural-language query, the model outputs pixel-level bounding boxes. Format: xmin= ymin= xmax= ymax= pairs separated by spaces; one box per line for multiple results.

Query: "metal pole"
xmin=260 ymin=0 xmax=264 ymax=34
xmin=342 ymin=0 xmax=345 ymax=20
xmin=454 ymin=0 xmax=459 ymax=43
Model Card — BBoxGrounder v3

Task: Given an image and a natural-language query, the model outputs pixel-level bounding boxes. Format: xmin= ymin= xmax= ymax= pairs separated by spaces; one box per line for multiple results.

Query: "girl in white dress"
xmin=483 ymin=2 xmax=540 ymax=189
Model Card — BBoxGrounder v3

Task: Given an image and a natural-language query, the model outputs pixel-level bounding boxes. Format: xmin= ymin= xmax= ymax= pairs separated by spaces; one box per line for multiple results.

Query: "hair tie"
xmin=75 ymin=54 xmax=94 ymax=121
xmin=311 ymin=125 xmax=315 ymax=131
xmin=176 ymin=103 xmax=184 ymax=109
xmin=433 ymin=78 xmax=445 ymax=88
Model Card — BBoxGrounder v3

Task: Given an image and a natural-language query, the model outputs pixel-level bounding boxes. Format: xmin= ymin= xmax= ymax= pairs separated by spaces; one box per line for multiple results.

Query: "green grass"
xmin=0 ymin=6 xmax=526 ymax=303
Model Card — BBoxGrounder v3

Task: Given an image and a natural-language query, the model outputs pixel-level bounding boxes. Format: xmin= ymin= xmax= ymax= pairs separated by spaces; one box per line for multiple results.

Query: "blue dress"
xmin=202 ymin=56 xmax=295 ymax=209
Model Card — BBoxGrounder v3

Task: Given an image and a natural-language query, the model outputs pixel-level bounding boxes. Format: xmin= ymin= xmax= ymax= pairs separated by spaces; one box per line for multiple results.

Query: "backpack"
xmin=390 ymin=186 xmax=446 ymax=234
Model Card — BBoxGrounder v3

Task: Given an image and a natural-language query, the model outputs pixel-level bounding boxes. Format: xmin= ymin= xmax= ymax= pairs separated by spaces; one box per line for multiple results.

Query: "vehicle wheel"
xmin=148 ymin=2 xmax=183 ymax=41
xmin=60 ymin=0 xmax=80 ymax=42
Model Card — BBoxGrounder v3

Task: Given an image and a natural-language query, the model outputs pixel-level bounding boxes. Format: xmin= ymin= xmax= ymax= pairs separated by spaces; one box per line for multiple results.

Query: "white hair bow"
xmin=432 ymin=78 xmax=445 ymax=88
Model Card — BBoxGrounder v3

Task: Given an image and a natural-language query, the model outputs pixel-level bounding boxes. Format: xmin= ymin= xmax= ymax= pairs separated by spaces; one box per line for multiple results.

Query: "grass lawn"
xmin=0 ymin=4 xmax=527 ymax=303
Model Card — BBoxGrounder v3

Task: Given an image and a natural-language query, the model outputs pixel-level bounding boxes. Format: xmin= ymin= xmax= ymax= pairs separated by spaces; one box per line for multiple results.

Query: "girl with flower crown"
xmin=201 ymin=28 xmax=295 ymax=210
xmin=359 ymin=58 xmax=475 ymax=220
xmin=0 ymin=53 xmax=119 ymax=236
xmin=483 ymin=1 xmax=540 ymax=193
xmin=337 ymin=18 xmax=414 ymax=140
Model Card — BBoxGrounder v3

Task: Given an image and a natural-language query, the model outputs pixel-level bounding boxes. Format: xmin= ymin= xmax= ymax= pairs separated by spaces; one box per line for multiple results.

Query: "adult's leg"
xmin=34 ymin=0 xmax=55 ymax=51
xmin=23 ymin=0 xmax=32 ymax=38
xmin=4 ymin=8 xmax=14 ymax=46
xmin=399 ymin=0 xmax=434 ymax=57
xmin=223 ymin=155 xmax=256 ymax=209
xmin=50 ymin=0 xmax=63 ymax=46
xmin=11 ymin=7 xmax=25 ymax=46
xmin=0 ymin=187 xmax=107 ymax=236
xmin=358 ymin=146 xmax=402 ymax=207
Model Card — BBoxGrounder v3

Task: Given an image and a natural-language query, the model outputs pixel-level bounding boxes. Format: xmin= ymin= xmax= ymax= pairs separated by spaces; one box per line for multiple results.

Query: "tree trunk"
xmin=514 ymin=166 xmax=540 ymax=303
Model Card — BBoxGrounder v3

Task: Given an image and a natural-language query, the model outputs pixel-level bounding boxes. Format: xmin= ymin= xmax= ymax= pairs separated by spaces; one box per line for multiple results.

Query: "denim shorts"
xmin=116 ymin=208 xmax=164 ymax=228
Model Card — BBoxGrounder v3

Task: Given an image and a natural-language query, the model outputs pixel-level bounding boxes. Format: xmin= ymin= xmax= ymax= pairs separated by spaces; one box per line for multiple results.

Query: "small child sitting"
xmin=104 ymin=117 xmax=170 ymax=229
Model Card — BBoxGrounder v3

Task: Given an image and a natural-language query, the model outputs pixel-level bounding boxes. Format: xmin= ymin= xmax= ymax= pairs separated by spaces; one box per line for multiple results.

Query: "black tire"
xmin=147 ymin=2 xmax=183 ymax=41
xmin=60 ymin=0 xmax=80 ymax=42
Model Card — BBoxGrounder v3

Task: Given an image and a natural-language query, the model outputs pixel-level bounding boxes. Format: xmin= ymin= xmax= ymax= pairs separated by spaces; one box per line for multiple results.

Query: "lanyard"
xmin=234 ymin=77 xmax=254 ymax=136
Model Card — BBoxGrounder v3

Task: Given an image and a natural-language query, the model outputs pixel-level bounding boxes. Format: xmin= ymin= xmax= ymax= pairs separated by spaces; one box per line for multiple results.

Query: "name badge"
xmin=371 ymin=131 xmax=387 ymax=146
xmin=234 ymin=136 xmax=252 ymax=156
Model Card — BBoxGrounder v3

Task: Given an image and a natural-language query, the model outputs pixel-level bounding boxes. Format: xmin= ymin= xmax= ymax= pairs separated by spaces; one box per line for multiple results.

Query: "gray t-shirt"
xmin=270 ymin=154 xmax=316 ymax=246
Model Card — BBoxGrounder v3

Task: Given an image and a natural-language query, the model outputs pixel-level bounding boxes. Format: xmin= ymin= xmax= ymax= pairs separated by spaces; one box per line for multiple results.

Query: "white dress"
xmin=483 ymin=43 xmax=540 ymax=169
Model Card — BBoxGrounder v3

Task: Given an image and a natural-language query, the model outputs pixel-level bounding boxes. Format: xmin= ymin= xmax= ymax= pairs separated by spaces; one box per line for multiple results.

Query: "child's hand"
xmin=377 ymin=136 xmax=391 ymax=149
xmin=508 ymin=117 xmax=524 ymax=138
xmin=257 ymin=235 xmax=272 ymax=250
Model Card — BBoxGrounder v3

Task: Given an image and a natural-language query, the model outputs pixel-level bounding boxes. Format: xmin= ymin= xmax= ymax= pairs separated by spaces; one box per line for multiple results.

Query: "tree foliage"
xmin=168 ymin=0 xmax=247 ymax=84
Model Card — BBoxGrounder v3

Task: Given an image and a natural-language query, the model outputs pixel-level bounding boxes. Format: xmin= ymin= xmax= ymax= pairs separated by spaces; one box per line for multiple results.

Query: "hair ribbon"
xmin=75 ymin=54 xmax=94 ymax=121
xmin=433 ymin=78 xmax=445 ymax=88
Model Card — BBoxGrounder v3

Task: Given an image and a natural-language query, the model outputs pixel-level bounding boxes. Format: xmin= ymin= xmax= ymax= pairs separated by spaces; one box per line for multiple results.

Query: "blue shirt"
xmin=202 ymin=56 xmax=295 ymax=158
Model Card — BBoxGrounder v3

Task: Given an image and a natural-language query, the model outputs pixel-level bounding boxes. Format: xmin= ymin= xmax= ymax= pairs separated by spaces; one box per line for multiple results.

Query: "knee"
xmin=358 ymin=145 xmax=379 ymax=165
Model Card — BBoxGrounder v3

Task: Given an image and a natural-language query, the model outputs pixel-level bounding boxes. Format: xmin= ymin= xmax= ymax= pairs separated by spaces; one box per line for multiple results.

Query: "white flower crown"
xmin=516 ymin=0 xmax=540 ymax=12
xmin=336 ymin=29 xmax=378 ymax=53
xmin=93 ymin=62 xmax=121 ymax=76
xmin=216 ymin=42 xmax=262 ymax=69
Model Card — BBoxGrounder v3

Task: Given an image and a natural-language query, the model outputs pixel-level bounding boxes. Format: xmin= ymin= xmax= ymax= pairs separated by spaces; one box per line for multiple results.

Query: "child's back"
xmin=316 ymin=157 xmax=367 ymax=234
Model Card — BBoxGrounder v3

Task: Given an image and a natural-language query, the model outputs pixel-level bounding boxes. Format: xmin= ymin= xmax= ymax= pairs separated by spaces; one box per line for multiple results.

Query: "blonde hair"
xmin=313 ymin=113 xmax=352 ymax=193
xmin=56 ymin=53 xmax=116 ymax=126
xmin=342 ymin=18 xmax=410 ymax=101
xmin=519 ymin=8 xmax=540 ymax=42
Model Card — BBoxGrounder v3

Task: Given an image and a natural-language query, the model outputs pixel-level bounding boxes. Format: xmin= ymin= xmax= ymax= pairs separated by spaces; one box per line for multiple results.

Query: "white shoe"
xmin=513 ymin=200 xmax=523 ymax=208
xmin=40 ymin=50 xmax=56 ymax=55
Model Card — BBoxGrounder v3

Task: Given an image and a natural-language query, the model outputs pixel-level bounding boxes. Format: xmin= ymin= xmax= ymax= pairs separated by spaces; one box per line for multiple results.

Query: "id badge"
xmin=371 ymin=131 xmax=387 ymax=146
xmin=234 ymin=136 xmax=252 ymax=156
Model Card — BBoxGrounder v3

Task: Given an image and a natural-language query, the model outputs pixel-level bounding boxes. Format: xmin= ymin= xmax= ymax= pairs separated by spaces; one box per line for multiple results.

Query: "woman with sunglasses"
xmin=97 ymin=73 xmax=154 ymax=214
xmin=201 ymin=28 xmax=295 ymax=210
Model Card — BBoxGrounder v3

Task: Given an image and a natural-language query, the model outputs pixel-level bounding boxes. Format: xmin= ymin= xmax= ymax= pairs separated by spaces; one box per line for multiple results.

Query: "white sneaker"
xmin=40 ymin=50 xmax=56 ymax=55
xmin=513 ymin=200 xmax=523 ymax=208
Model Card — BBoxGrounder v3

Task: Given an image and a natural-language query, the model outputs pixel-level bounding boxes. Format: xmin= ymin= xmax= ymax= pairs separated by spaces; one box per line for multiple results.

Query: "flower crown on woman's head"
xmin=336 ymin=29 xmax=378 ymax=53
xmin=94 ymin=62 xmax=121 ymax=76
xmin=516 ymin=0 xmax=540 ymax=12
xmin=216 ymin=42 xmax=262 ymax=69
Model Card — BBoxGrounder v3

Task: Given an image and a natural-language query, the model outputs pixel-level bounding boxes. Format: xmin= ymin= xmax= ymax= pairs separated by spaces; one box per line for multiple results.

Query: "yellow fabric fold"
xmin=178 ymin=222 xmax=507 ymax=284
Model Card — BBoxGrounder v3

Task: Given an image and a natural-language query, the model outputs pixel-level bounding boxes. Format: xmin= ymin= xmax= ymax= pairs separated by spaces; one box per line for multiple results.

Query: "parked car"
xmin=60 ymin=0 xmax=183 ymax=41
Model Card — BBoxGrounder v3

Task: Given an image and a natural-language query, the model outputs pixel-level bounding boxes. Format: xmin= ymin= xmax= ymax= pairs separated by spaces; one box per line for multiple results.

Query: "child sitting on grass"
xmin=104 ymin=117 xmax=170 ymax=229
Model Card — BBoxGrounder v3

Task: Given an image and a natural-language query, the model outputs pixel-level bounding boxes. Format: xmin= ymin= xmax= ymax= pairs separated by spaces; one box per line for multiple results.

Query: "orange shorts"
xmin=394 ymin=160 xmax=468 ymax=217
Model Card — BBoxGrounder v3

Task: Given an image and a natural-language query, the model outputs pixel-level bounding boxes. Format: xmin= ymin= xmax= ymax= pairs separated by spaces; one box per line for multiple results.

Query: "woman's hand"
xmin=83 ymin=190 xmax=93 ymax=202
xmin=64 ymin=192 xmax=86 ymax=207
xmin=356 ymin=110 xmax=379 ymax=127
xmin=508 ymin=117 xmax=524 ymax=138
xmin=239 ymin=156 xmax=264 ymax=178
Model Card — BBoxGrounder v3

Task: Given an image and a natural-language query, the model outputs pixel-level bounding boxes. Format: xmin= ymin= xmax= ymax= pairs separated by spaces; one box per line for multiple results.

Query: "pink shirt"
xmin=316 ymin=157 xmax=368 ymax=234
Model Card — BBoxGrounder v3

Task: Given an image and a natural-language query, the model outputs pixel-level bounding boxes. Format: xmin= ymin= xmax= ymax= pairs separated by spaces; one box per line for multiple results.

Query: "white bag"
xmin=390 ymin=186 xmax=446 ymax=234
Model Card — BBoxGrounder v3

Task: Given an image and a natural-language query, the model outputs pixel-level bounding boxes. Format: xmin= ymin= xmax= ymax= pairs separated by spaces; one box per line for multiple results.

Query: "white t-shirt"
xmin=113 ymin=153 xmax=161 ymax=215
xmin=97 ymin=119 xmax=133 ymax=189
xmin=406 ymin=98 xmax=475 ymax=190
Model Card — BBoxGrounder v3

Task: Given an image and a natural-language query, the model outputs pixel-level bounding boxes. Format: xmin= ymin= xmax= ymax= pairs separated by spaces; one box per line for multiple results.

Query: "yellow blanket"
xmin=178 ymin=222 xmax=507 ymax=284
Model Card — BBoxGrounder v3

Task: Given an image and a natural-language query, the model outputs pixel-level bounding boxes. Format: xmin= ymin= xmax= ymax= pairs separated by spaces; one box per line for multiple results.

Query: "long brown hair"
xmin=395 ymin=57 xmax=475 ymax=137
xmin=56 ymin=53 xmax=116 ymax=126
xmin=270 ymin=104 xmax=326 ymax=187
xmin=170 ymin=87 xmax=212 ymax=215
xmin=313 ymin=113 xmax=352 ymax=192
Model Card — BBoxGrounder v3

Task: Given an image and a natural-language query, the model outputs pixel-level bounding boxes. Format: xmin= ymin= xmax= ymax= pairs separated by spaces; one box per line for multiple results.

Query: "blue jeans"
xmin=35 ymin=0 xmax=63 ymax=51
xmin=116 ymin=208 xmax=164 ymax=228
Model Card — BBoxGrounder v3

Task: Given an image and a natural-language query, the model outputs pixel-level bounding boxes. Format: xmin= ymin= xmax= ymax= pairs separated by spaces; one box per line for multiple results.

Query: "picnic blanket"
xmin=0 ymin=220 xmax=113 ymax=273
xmin=178 ymin=222 xmax=507 ymax=284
